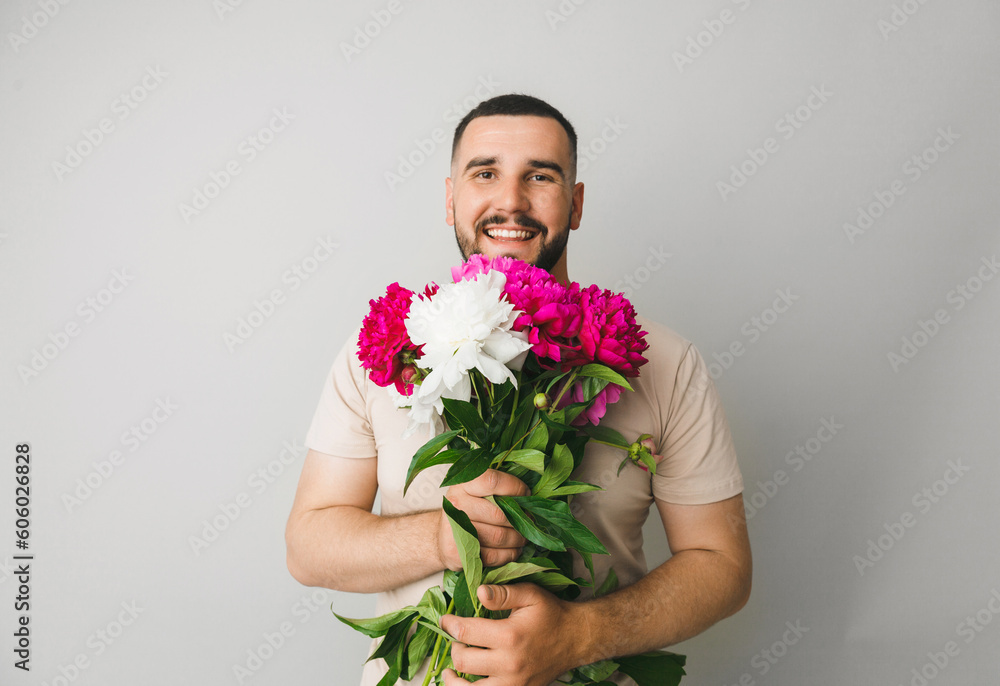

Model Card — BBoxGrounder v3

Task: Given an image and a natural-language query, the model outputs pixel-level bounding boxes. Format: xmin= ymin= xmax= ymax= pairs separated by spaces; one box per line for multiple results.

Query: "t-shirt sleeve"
xmin=651 ymin=342 xmax=744 ymax=505
xmin=304 ymin=334 xmax=378 ymax=458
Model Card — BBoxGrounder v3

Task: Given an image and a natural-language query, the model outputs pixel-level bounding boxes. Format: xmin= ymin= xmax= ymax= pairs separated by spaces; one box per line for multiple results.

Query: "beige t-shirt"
xmin=305 ymin=314 xmax=743 ymax=685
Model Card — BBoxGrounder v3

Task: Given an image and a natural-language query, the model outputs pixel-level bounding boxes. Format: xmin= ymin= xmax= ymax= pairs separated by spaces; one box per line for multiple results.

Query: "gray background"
xmin=2 ymin=1 xmax=999 ymax=684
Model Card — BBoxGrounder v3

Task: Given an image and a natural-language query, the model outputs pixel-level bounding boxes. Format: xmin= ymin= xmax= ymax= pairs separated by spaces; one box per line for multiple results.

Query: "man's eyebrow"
xmin=527 ymin=159 xmax=565 ymax=179
xmin=462 ymin=156 xmax=566 ymax=180
xmin=464 ymin=156 xmax=497 ymax=174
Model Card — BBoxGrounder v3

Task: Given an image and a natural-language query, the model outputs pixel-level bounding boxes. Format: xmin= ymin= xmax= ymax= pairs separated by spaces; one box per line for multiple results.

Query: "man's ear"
xmin=570 ymin=181 xmax=584 ymax=231
xmin=445 ymin=177 xmax=455 ymax=226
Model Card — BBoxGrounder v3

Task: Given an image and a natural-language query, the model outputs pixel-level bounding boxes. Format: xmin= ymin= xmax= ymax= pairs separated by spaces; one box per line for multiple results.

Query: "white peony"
xmin=396 ymin=269 xmax=532 ymax=439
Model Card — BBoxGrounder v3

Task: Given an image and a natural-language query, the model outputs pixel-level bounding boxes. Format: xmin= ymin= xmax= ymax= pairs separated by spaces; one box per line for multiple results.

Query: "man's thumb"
xmin=477 ymin=583 xmax=536 ymax=611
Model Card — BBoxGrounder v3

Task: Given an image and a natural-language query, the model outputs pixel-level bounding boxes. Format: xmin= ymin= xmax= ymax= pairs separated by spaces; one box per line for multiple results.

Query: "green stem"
xmin=422 ymin=598 xmax=456 ymax=686
xmin=493 ymin=415 xmax=544 ymax=469
xmin=549 ymin=369 xmax=579 ymax=410
xmin=588 ymin=438 xmax=631 ymax=450
xmin=493 ymin=370 xmax=580 ymax=470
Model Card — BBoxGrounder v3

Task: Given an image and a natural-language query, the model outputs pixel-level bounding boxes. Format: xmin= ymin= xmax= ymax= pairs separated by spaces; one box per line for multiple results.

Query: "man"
xmin=286 ymin=94 xmax=751 ymax=686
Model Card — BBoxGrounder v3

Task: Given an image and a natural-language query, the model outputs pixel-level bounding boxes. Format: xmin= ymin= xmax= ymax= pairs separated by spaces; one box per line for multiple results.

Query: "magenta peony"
xmin=553 ymin=380 xmax=624 ymax=427
xmin=453 ymin=254 xmax=586 ymax=364
xmin=357 ymin=282 xmax=422 ymax=395
xmin=576 ymin=284 xmax=649 ymax=377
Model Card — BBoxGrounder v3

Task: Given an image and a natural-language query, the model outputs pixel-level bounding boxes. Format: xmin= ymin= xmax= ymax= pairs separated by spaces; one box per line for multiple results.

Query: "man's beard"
xmin=454 ymin=213 xmax=571 ymax=273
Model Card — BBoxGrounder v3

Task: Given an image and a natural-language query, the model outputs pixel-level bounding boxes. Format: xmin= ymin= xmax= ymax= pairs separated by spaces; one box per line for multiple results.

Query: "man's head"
xmin=446 ymin=94 xmax=584 ymax=284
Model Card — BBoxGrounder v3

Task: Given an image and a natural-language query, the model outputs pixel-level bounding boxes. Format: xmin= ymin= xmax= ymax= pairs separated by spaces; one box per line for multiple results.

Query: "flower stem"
xmin=422 ymin=598 xmax=456 ymax=686
xmin=549 ymin=369 xmax=579 ymax=410
xmin=588 ymin=438 xmax=630 ymax=450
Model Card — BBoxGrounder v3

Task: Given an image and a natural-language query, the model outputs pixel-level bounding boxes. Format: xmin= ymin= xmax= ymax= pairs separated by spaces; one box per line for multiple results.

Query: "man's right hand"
xmin=438 ymin=469 xmax=530 ymax=570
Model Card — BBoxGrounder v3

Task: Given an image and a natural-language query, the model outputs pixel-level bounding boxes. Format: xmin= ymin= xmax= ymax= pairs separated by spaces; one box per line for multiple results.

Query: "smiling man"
xmin=286 ymin=94 xmax=750 ymax=686
xmin=446 ymin=107 xmax=582 ymax=284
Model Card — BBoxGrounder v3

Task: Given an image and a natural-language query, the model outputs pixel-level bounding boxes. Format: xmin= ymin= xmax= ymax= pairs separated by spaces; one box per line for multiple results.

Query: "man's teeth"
xmin=486 ymin=228 xmax=533 ymax=240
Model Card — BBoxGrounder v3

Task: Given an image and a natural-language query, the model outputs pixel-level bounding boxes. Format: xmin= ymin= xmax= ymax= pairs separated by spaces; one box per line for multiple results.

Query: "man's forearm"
xmin=574 ymin=549 xmax=752 ymax=664
xmin=286 ymin=506 xmax=444 ymax=593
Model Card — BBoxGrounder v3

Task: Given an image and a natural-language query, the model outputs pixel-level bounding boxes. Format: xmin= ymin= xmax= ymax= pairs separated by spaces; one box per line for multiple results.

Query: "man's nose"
xmin=493 ymin=177 xmax=530 ymax=214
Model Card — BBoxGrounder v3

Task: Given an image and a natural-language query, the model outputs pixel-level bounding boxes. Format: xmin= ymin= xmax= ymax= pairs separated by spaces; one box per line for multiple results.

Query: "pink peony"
xmin=357 ymin=282 xmax=431 ymax=395
xmin=452 ymin=255 xmax=584 ymax=364
xmin=553 ymin=380 xmax=624 ymax=427
xmin=575 ymin=285 xmax=649 ymax=377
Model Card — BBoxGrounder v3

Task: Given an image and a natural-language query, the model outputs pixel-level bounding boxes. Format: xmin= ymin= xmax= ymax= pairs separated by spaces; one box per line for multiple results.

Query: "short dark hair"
xmin=451 ymin=93 xmax=578 ymax=178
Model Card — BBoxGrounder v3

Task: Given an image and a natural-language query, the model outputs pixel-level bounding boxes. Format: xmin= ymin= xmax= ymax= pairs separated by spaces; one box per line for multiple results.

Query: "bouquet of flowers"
xmin=335 ymin=255 xmax=686 ymax=686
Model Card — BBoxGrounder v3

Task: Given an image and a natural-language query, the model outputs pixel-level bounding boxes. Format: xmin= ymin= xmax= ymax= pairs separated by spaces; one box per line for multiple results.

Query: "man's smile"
xmin=483 ymin=225 xmax=539 ymax=242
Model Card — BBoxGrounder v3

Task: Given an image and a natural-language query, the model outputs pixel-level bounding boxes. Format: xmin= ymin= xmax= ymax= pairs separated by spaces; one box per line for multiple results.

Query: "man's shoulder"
xmin=634 ymin=314 xmax=695 ymax=366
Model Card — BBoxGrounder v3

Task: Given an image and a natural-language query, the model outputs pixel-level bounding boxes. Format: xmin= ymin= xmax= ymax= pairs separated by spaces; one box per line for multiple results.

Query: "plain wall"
xmin=2 ymin=1 xmax=998 ymax=684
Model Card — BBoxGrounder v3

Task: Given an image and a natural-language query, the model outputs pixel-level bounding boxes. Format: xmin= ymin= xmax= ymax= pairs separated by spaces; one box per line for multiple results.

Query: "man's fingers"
xmin=440 ymin=667 xmax=473 ymax=685
xmin=447 ymin=492 xmax=510 ymax=528
xmin=475 ymin=522 xmax=527 ymax=550
xmin=450 ymin=642 xmax=502 ymax=680
xmin=441 ymin=613 xmax=507 ymax=650
xmin=477 ymin=582 xmax=543 ymax=612
xmin=462 ymin=469 xmax=530 ymax=498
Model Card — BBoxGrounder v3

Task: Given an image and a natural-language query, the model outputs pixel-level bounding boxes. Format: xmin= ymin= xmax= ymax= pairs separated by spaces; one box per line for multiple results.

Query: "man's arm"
xmin=441 ymin=493 xmax=751 ymax=685
xmin=285 ymin=451 xmax=529 ymax=593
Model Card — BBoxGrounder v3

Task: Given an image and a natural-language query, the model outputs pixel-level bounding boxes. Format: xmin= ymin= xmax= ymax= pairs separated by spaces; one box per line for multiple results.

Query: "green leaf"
xmin=577 ymin=659 xmax=619 ymax=682
xmin=576 ymin=363 xmax=633 ymax=392
xmin=580 ymin=424 xmax=631 ymax=450
xmin=334 ymin=608 xmax=416 ymax=638
xmin=578 ymin=374 xmax=610 ymax=403
xmin=523 ymin=423 xmax=549 ymax=452
xmin=404 ymin=429 xmax=463 ymax=494
xmin=492 ymin=495 xmax=565 ymax=551
xmin=499 ymin=396 xmax=535 ymax=449
xmin=403 ymin=623 xmax=436 ymax=681
xmin=595 ymin=567 xmax=619 ymax=598
xmin=441 ymin=448 xmax=493 ymax=487
xmin=615 ymin=651 xmax=687 ymax=686
xmin=443 ymin=397 xmax=488 ymax=445
xmin=442 ymin=498 xmax=482 ymax=612
xmin=416 ymin=618 xmax=453 ymax=643
xmin=374 ymin=625 xmax=409 ymax=686
xmin=502 ymin=448 xmax=546 ymax=474
xmin=367 ymin=615 xmax=413 ymax=663
xmin=515 ymin=497 xmax=609 ymax=555
xmin=451 ymin=569 xmax=477 ymax=617
xmin=521 ymin=569 xmax=579 ymax=592
xmin=442 ymin=569 xmax=459 ymax=597
xmin=482 ymin=561 xmax=562 ymax=585
xmin=413 ymin=585 xmax=448 ymax=626
xmin=546 ymin=481 xmax=602 ymax=497
xmin=580 ymin=551 xmax=596 ymax=587
xmin=532 ymin=443 xmax=575 ymax=498
xmin=638 ymin=451 xmax=657 ymax=475
xmin=566 ymin=434 xmax=589 ymax=471
xmin=563 ymin=403 xmax=587 ymax=425
xmin=539 ymin=410 xmax=573 ymax=433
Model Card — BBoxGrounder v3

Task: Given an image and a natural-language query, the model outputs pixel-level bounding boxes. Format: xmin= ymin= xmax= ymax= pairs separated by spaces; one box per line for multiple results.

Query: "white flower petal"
xmin=394 ymin=268 xmax=530 ymax=439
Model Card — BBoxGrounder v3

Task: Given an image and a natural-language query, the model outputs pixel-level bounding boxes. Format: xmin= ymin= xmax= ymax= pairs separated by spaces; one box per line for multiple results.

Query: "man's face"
xmin=446 ymin=115 xmax=584 ymax=281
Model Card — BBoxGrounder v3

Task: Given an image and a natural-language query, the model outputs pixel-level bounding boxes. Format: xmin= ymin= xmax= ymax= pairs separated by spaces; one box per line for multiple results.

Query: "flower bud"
xmin=533 ymin=392 xmax=550 ymax=410
xmin=638 ymin=433 xmax=656 ymax=454
xmin=400 ymin=365 xmax=419 ymax=384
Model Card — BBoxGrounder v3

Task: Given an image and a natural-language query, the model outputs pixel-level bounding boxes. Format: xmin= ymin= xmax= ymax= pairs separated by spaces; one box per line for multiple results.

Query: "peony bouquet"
xmin=336 ymin=255 xmax=686 ymax=685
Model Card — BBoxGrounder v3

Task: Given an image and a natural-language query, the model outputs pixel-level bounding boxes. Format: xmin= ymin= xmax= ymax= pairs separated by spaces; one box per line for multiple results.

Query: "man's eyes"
xmin=473 ymin=171 xmax=552 ymax=182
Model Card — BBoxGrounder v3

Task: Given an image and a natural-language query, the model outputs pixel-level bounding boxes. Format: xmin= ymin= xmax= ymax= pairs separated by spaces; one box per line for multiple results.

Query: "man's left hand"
xmin=440 ymin=583 xmax=586 ymax=686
